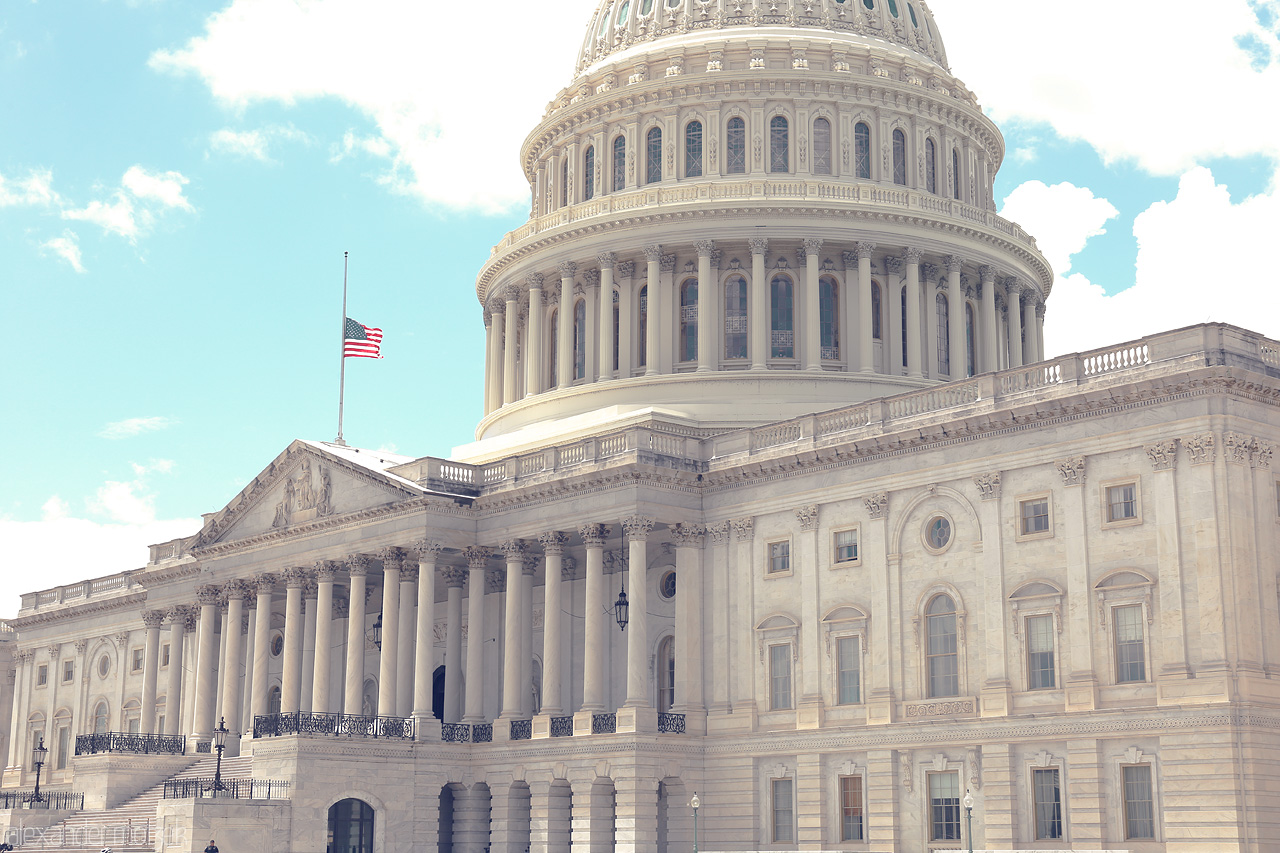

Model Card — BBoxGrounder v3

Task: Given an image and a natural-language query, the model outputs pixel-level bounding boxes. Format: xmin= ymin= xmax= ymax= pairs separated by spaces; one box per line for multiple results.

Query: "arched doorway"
xmin=327 ymin=798 xmax=374 ymax=853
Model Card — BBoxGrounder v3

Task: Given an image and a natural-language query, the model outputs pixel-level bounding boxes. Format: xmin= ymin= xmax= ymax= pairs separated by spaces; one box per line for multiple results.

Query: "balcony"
xmin=252 ymin=712 xmax=414 ymax=740
xmin=74 ymin=732 xmax=186 ymax=756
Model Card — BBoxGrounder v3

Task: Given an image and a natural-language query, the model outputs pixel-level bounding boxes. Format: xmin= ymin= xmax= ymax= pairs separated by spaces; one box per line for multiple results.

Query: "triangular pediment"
xmin=191 ymin=440 xmax=425 ymax=549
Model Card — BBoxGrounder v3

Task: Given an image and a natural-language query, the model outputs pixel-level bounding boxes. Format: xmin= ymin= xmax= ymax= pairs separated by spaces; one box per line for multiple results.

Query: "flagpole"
xmin=335 ymin=251 xmax=349 ymax=446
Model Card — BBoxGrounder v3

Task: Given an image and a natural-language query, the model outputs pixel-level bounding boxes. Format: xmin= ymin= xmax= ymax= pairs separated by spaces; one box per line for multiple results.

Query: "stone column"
xmin=498 ymin=541 xmax=527 ymax=724
xmin=312 ymin=562 xmax=337 ymax=713
xmin=1005 ymin=277 xmax=1024 ymax=369
xmin=221 ymin=581 xmax=248 ymax=734
xmin=1056 ymin=457 xmax=1097 ymax=712
xmin=749 ymin=237 xmax=768 ymax=369
xmin=974 ymin=473 xmax=1011 ymax=717
xmin=344 ymin=556 xmax=371 ymax=715
xmin=803 ymin=238 xmax=823 ymax=370
xmin=852 ymin=242 xmax=875 ymax=373
xmin=300 ymin=580 xmax=318 ymax=713
xmin=946 ymin=255 xmax=966 ymax=377
xmin=483 ymin=311 xmax=497 ymax=414
xmin=413 ymin=541 xmax=443 ymax=727
xmin=241 ymin=600 xmax=255 ymax=731
xmin=979 ymin=266 xmax=998 ymax=373
xmin=885 ymin=257 xmax=903 ymax=375
xmin=489 ymin=304 xmax=504 ymax=410
xmin=192 ymin=584 xmax=220 ymax=741
xmin=863 ymin=495 xmax=894 ymax=724
xmin=521 ymin=554 xmax=536 ymax=717
xmin=795 ymin=507 xmax=824 ymax=727
xmin=443 ymin=568 xmax=466 ymax=723
xmin=377 ymin=548 xmax=403 ymax=717
xmin=538 ymin=533 xmax=569 ymax=717
xmin=584 ymin=269 xmax=600 ymax=384
xmin=462 ymin=547 xmax=490 ymax=724
xmin=598 ymin=254 xmax=616 ymax=381
xmin=214 ymin=601 xmax=228 ymax=724
xmin=139 ymin=610 xmax=164 ymax=733
xmin=280 ymin=568 xmax=307 ymax=714
xmin=1147 ymin=441 xmax=1190 ymax=678
xmin=903 ymin=248 xmax=923 ymax=378
xmin=397 ymin=562 xmax=417 ymax=718
xmin=923 ymin=267 xmax=940 ymax=378
xmin=617 ymin=262 xmax=635 ymax=377
xmin=5 ymin=651 xmax=29 ymax=770
xmin=1023 ymin=293 xmax=1039 ymax=365
xmin=525 ymin=274 xmax=545 ymax=397
xmin=622 ymin=516 xmax=654 ymax=710
xmin=557 ymin=262 xmax=576 ymax=388
xmin=643 ymin=246 xmax=661 ymax=375
xmin=503 ymin=287 xmax=520 ymax=404
xmin=250 ymin=573 xmax=274 ymax=722
xmin=671 ymin=524 xmax=705 ymax=724
xmin=695 ymin=240 xmax=716 ymax=372
xmin=1035 ymin=303 xmax=1046 ymax=361
xmin=614 ymin=776 xmax=659 ymax=853
xmin=578 ymin=524 xmax=610 ymax=716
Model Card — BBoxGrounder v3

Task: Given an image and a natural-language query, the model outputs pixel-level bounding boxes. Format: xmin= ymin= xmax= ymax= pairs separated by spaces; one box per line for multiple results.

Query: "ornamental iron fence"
xmin=162 ymin=778 xmax=290 ymax=800
xmin=0 ymin=790 xmax=84 ymax=810
xmin=74 ymin=732 xmax=186 ymax=756
xmin=472 ymin=723 xmax=493 ymax=743
xmin=510 ymin=719 xmax=532 ymax=741
xmin=252 ymin=712 xmax=414 ymax=740
xmin=195 ymin=742 xmax=212 ymax=753
xmin=657 ymin=713 xmax=686 ymax=734
xmin=592 ymin=713 xmax=617 ymax=734
xmin=441 ymin=723 xmax=471 ymax=743
xmin=550 ymin=716 xmax=574 ymax=737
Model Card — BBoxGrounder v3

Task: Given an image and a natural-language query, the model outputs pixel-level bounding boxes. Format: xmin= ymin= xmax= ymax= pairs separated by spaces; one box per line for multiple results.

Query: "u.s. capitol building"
xmin=3 ymin=1 xmax=1279 ymax=851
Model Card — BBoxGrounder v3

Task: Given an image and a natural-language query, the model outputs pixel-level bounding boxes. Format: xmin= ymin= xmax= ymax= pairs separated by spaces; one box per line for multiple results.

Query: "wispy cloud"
xmin=61 ymin=165 xmax=194 ymax=243
xmin=209 ymin=124 xmax=310 ymax=163
xmin=0 ymin=168 xmax=59 ymax=207
xmin=39 ymin=230 xmax=86 ymax=273
xmin=99 ymin=415 xmax=179 ymax=439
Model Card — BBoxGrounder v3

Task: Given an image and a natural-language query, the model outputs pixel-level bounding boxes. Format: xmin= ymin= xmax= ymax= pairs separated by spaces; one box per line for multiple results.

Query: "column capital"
xmin=332 ymin=596 xmax=350 ymax=619
xmin=463 ymin=546 xmax=491 ymax=570
xmin=499 ymin=539 xmax=528 ymax=561
xmin=303 ymin=578 xmax=319 ymax=599
xmin=748 ymin=236 xmax=768 ymax=256
xmin=441 ymin=567 xmax=468 ymax=589
xmin=583 ymin=268 xmax=601 ymax=287
xmin=802 ymin=237 xmax=823 ymax=255
xmin=142 ymin=609 xmax=166 ymax=630
xmin=347 ymin=554 xmax=373 ymax=577
xmin=379 ymin=547 xmax=406 ymax=573
xmin=282 ymin=567 xmax=311 ymax=589
xmin=660 ymin=253 xmax=676 ymax=273
xmin=597 ymin=252 xmax=617 ymax=269
xmin=921 ymin=262 xmax=940 ymax=282
xmin=253 ymin=571 xmax=277 ymax=593
xmin=978 ymin=265 xmax=997 ymax=283
xmin=643 ymin=244 xmax=663 ymax=263
xmin=414 ymin=539 xmax=445 ymax=561
xmin=731 ymin=516 xmax=755 ymax=541
xmin=707 ymin=521 xmax=730 ymax=545
xmin=973 ymin=472 xmax=1002 ymax=500
xmin=616 ymin=260 xmax=635 ymax=279
xmin=622 ymin=515 xmax=655 ymax=541
xmin=539 ymin=531 xmax=570 ymax=555
xmin=885 ymin=256 xmax=904 ymax=275
xmin=522 ymin=553 xmax=540 ymax=576
xmin=165 ymin=605 xmax=192 ymax=626
xmin=1004 ymin=276 xmax=1024 ymax=296
xmin=578 ymin=523 xmax=611 ymax=547
xmin=561 ymin=556 xmax=579 ymax=580
xmin=1035 ymin=302 xmax=1046 ymax=319
xmin=400 ymin=564 xmax=420 ymax=584
xmin=853 ymin=240 xmax=876 ymax=260
xmin=314 ymin=560 xmax=340 ymax=582
xmin=223 ymin=578 xmax=251 ymax=600
xmin=557 ymin=261 xmax=578 ymax=279
xmin=670 ymin=523 xmax=705 ymax=548
xmin=1145 ymin=440 xmax=1178 ymax=472
xmin=1055 ymin=456 xmax=1086 ymax=486
xmin=902 ymin=247 xmax=923 ymax=265
xmin=503 ymin=284 xmax=521 ymax=304
xmin=841 ymin=250 xmax=858 ymax=268
xmin=864 ymin=492 xmax=889 ymax=519
xmin=526 ymin=272 xmax=545 ymax=288
xmin=486 ymin=570 xmax=506 ymax=594
xmin=945 ymin=254 xmax=964 ymax=273
xmin=696 ymin=239 xmax=716 ymax=258
xmin=196 ymin=583 xmax=221 ymax=606
xmin=795 ymin=504 xmax=820 ymax=531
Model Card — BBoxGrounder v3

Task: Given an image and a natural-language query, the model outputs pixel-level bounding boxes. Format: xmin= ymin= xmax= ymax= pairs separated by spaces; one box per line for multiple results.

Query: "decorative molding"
xmin=1145 ymin=440 xmax=1178 ymax=471
xmin=864 ymin=492 xmax=888 ymax=519
xmin=669 ymin=523 xmax=705 ymax=548
xmin=732 ymin=517 xmax=754 ymax=541
xmin=622 ymin=515 xmax=655 ymax=541
xmin=707 ymin=521 xmax=730 ymax=546
xmin=904 ymin=698 xmax=976 ymax=718
xmin=1055 ymin=456 xmax=1086 ymax=486
xmin=539 ymin=531 xmax=569 ymax=555
xmin=972 ymin=472 xmax=1001 ymax=500
xmin=579 ymin=523 xmax=611 ymax=547
xmin=796 ymin=504 xmax=820 ymax=531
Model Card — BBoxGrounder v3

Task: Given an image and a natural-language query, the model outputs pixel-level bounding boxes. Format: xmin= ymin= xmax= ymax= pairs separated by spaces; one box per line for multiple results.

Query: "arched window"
xmin=679 ymin=279 xmax=698 ymax=362
xmin=657 ymin=636 xmax=676 ymax=712
xmin=871 ymin=281 xmax=882 ymax=340
xmin=724 ymin=275 xmax=748 ymax=359
xmin=573 ymin=299 xmax=587 ymax=380
xmin=925 ymin=137 xmax=937 ymax=195
xmin=854 ymin=122 xmax=871 ymax=179
xmin=820 ymin=276 xmax=839 ymax=359
xmin=769 ymin=116 xmax=789 ymax=173
xmin=685 ymin=120 xmax=703 ymax=178
xmin=965 ymin=302 xmax=976 ymax=377
xmin=812 ymin=118 xmax=832 ymax=175
xmin=646 ymin=126 xmax=662 ymax=184
xmin=726 ymin=117 xmax=747 ymax=174
xmin=613 ymin=135 xmax=627 ymax=193
xmin=952 ymin=148 xmax=961 ymax=200
xmin=328 ymin=798 xmax=375 ymax=853
xmin=637 ymin=286 xmax=648 ymax=367
xmin=892 ymin=129 xmax=907 ymax=185
xmin=93 ymin=701 xmax=109 ymax=735
xmin=548 ymin=308 xmax=558 ymax=386
xmin=560 ymin=158 xmax=569 ymax=207
xmin=770 ymin=275 xmax=794 ymax=358
xmin=926 ymin=594 xmax=959 ymax=698
xmin=936 ymin=292 xmax=950 ymax=374
xmin=584 ymin=145 xmax=596 ymax=201
xmin=268 ymin=685 xmax=281 ymax=715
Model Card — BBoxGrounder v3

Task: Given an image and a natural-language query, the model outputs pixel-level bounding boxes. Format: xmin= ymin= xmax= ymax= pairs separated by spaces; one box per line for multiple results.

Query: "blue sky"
xmin=2 ymin=0 xmax=1278 ymax=613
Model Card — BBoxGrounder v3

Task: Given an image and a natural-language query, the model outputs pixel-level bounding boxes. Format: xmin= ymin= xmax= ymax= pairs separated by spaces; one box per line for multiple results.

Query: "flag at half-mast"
xmin=343 ymin=317 xmax=383 ymax=359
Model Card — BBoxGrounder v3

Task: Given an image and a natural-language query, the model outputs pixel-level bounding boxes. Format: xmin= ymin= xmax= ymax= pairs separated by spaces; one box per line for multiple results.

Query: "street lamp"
xmin=30 ymin=736 xmax=48 ymax=804
xmin=962 ymin=789 xmax=975 ymax=853
xmin=208 ymin=717 xmax=229 ymax=794
xmin=690 ymin=791 xmax=700 ymax=853
xmin=369 ymin=613 xmax=383 ymax=650
xmin=613 ymin=582 xmax=629 ymax=631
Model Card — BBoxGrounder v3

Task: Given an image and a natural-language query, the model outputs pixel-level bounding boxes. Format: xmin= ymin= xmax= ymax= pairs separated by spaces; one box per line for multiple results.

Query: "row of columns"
xmin=483 ymin=241 xmax=1047 ymax=413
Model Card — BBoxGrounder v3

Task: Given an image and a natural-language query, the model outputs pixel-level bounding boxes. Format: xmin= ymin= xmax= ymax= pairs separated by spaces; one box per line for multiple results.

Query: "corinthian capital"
xmin=748 ymin=237 xmax=769 ymax=256
xmin=945 ymin=254 xmax=964 ymax=273
xmin=903 ymin=247 xmax=923 ymax=265
xmin=854 ymin=241 xmax=876 ymax=261
xmin=578 ymin=523 xmax=611 ymax=547
xmin=616 ymin=260 xmax=636 ymax=279
xmin=557 ymin=261 xmax=578 ymax=279
xmin=597 ymin=252 xmax=617 ymax=270
xmin=525 ymin=272 xmax=544 ymax=289
xmin=1004 ymin=276 xmax=1024 ymax=296
xmin=462 ymin=546 xmax=491 ymax=570
xmin=696 ymin=240 xmax=716 ymax=258
xmin=499 ymin=539 xmax=527 ymax=561
xmin=622 ymin=515 xmax=655 ymax=541
xmin=539 ymin=531 xmax=570 ymax=555
xmin=643 ymin=244 xmax=663 ymax=263
xmin=803 ymin=238 xmax=823 ymax=256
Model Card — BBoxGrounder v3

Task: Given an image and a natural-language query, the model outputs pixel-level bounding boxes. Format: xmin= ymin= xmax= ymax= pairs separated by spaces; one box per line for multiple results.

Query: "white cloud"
xmin=61 ymin=165 xmax=194 ymax=243
xmin=999 ymin=181 xmax=1119 ymax=275
xmin=210 ymin=124 xmax=311 ymax=162
xmin=122 ymin=165 xmax=193 ymax=211
xmin=99 ymin=415 xmax=179 ymax=439
xmin=0 ymin=168 xmax=59 ymax=207
xmin=40 ymin=230 xmax=86 ymax=273
xmin=63 ymin=193 xmax=139 ymax=240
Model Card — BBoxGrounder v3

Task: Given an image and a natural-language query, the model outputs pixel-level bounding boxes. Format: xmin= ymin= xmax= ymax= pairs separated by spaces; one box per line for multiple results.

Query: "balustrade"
xmin=657 ymin=713 xmax=686 ymax=734
xmin=441 ymin=723 xmax=472 ymax=743
xmin=74 ymin=732 xmax=186 ymax=756
xmin=252 ymin=712 xmax=414 ymax=740
xmin=510 ymin=719 xmax=532 ymax=741
xmin=591 ymin=713 xmax=617 ymax=734
xmin=162 ymin=778 xmax=289 ymax=800
xmin=550 ymin=716 xmax=574 ymax=737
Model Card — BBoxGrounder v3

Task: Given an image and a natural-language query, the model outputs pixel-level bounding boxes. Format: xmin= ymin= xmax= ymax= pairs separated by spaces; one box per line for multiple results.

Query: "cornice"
xmin=137 ymin=561 xmax=202 ymax=588
xmin=10 ymin=591 xmax=149 ymax=630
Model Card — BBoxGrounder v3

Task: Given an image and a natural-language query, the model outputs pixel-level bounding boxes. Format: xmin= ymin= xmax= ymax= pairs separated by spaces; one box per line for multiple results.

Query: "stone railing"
xmin=20 ymin=570 xmax=143 ymax=612
xmin=74 ymin=732 xmax=186 ymax=756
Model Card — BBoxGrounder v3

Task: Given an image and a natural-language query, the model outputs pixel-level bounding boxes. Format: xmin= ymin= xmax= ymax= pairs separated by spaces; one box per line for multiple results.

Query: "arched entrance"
xmin=328 ymin=798 xmax=374 ymax=853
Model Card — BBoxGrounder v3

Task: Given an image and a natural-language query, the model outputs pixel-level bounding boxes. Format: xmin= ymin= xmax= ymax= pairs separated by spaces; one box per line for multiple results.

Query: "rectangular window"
xmin=55 ymin=727 xmax=70 ymax=771
xmin=1107 ymin=483 xmax=1138 ymax=522
xmin=837 ymin=636 xmax=861 ymax=704
xmin=928 ymin=771 xmax=961 ymax=841
xmin=839 ymin=776 xmax=864 ymax=841
xmin=1033 ymin=767 xmax=1063 ymax=840
xmin=1027 ymin=614 xmax=1056 ymax=690
xmin=771 ymin=778 xmax=794 ymax=843
xmin=834 ymin=528 xmax=859 ymax=564
xmin=770 ymin=644 xmax=793 ymax=710
xmin=1020 ymin=496 xmax=1050 ymax=536
xmin=127 ymin=716 xmax=141 ymax=735
xmin=1114 ymin=604 xmax=1146 ymax=683
xmin=1123 ymin=764 xmax=1155 ymax=839
xmin=768 ymin=540 xmax=791 ymax=575
xmin=161 ymin=643 xmax=170 ymax=667
xmin=36 ymin=664 xmax=48 ymax=687
xmin=158 ymin=714 xmax=166 ymax=733
xmin=62 ymin=660 xmax=74 ymax=683
xmin=132 ymin=648 xmax=145 ymax=672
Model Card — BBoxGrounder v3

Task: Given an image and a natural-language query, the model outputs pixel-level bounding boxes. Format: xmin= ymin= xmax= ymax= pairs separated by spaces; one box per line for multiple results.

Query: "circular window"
xmin=98 ymin=655 xmax=110 ymax=678
xmin=659 ymin=570 xmax=677 ymax=600
xmin=924 ymin=515 xmax=952 ymax=552
xmin=270 ymin=633 xmax=285 ymax=657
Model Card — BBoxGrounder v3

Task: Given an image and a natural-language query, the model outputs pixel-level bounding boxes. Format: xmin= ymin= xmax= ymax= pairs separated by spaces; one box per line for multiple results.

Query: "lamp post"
xmin=30 ymin=736 xmax=48 ymax=805
xmin=962 ymin=788 xmax=975 ymax=853
xmin=369 ymin=613 xmax=383 ymax=650
xmin=690 ymin=791 xmax=700 ymax=853
xmin=208 ymin=717 xmax=229 ymax=794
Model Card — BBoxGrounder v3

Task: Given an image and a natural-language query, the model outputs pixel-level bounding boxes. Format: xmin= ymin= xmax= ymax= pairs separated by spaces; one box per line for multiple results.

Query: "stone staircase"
xmin=14 ymin=754 xmax=253 ymax=851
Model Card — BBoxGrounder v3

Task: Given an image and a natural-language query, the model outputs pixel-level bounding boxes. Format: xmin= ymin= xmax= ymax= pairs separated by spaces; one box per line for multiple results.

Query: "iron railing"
xmin=592 ymin=713 xmax=616 ymax=734
xmin=195 ymin=741 xmax=212 ymax=753
xmin=0 ymin=790 xmax=84 ymax=810
xmin=252 ymin=712 xmax=414 ymax=740
xmin=75 ymin=732 xmax=186 ymax=756
xmin=510 ymin=719 xmax=532 ymax=741
xmin=441 ymin=723 xmax=471 ymax=743
xmin=550 ymin=716 xmax=574 ymax=737
xmin=162 ymin=778 xmax=289 ymax=800
xmin=657 ymin=713 xmax=686 ymax=734
xmin=472 ymin=723 xmax=493 ymax=743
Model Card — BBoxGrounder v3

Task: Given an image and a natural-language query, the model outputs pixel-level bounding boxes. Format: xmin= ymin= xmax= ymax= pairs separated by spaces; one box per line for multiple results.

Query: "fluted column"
xmin=853 ymin=242 xmax=874 ymax=372
xmin=598 ymin=254 xmax=616 ymax=381
xmin=489 ymin=305 xmax=504 ymax=410
xmin=344 ymin=556 xmax=370 ymax=715
xmin=642 ymin=246 xmax=661 ymax=375
xmin=397 ymin=563 xmax=416 ymax=717
xmin=1006 ymin=277 xmax=1024 ymax=369
xmin=462 ymin=547 xmax=490 ymax=724
xmin=980 ymin=266 xmax=999 ymax=373
xmin=749 ymin=237 xmax=769 ymax=369
xmin=1036 ymin=303 xmax=1046 ymax=361
xmin=803 ymin=238 xmax=823 ymax=370
xmin=280 ymin=567 xmax=307 ymax=714
xmin=6 ymin=651 xmax=29 ymax=769
xmin=483 ymin=311 xmax=498 ymax=414
xmin=164 ymin=608 xmax=189 ymax=736
xmin=924 ymin=265 xmax=941 ymax=378
xmin=885 ymin=256 xmax=904 ymax=375
xmin=214 ymin=601 xmax=229 ymax=723
xmin=503 ymin=288 xmax=520 ymax=404
xmin=241 ymin=599 xmax=255 ymax=730
xmin=498 ymin=540 xmax=526 ymax=721
xmin=695 ymin=240 xmax=716 ymax=372
xmin=219 ymin=581 xmax=248 ymax=733
xmin=557 ymin=262 xmax=576 ymax=388
xmin=192 ymin=584 xmax=220 ymax=740
xmin=1023 ymin=294 xmax=1040 ymax=365
xmin=946 ymin=255 xmax=966 ymax=377
xmin=623 ymin=516 xmax=654 ymax=708
xmin=312 ymin=562 xmax=337 ymax=713
xmin=413 ymin=541 xmax=443 ymax=721
xmin=250 ymin=573 xmax=274 ymax=722
xmin=539 ymin=533 xmax=569 ymax=715
xmin=377 ymin=548 xmax=403 ymax=717
xmin=617 ymin=262 xmax=635 ymax=377
xmin=140 ymin=610 xmax=164 ymax=733
xmin=525 ymin=274 xmax=544 ymax=396
xmin=300 ymin=580 xmax=318 ymax=713
xmin=443 ymin=568 xmax=466 ymax=723
xmin=903 ymin=248 xmax=923 ymax=378
xmin=584 ymin=269 xmax=600 ymax=383
xmin=579 ymin=524 xmax=610 ymax=711
xmin=670 ymin=525 xmax=705 ymax=716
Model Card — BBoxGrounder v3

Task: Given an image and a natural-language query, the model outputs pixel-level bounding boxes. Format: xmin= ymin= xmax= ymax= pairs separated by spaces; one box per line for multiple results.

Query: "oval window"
xmin=270 ymin=633 xmax=285 ymax=657
xmin=926 ymin=516 xmax=952 ymax=551
xmin=887 ymin=0 xmax=899 ymax=17
xmin=98 ymin=655 xmax=110 ymax=678
xmin=660 ymin=570 xmax=677 ymax=600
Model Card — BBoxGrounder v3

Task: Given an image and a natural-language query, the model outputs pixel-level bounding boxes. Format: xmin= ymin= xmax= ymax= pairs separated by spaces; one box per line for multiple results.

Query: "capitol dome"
xmin=464 ymin=0 xmax=1050 ymax=460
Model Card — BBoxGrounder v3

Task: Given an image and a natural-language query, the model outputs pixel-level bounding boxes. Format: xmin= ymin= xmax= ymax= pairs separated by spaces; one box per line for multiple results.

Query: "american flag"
xmin=343 ymin=317 xmax=383 ymax=359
